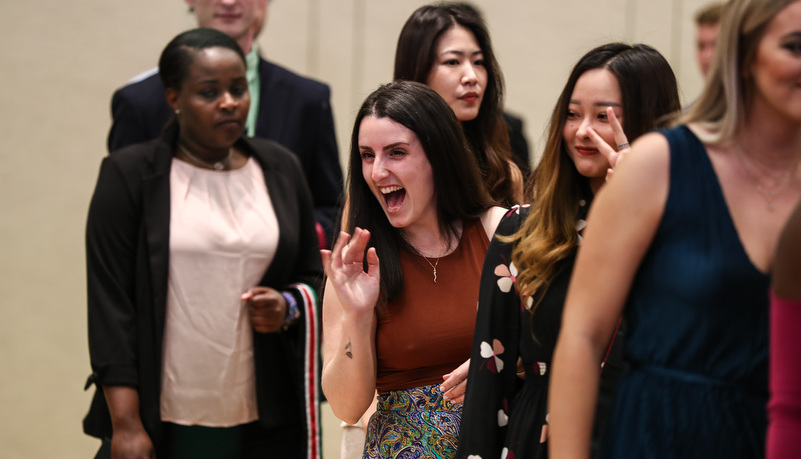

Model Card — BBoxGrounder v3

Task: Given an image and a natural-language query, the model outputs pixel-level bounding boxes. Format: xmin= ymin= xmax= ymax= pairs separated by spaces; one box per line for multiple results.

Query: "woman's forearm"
xmin=103 ymin=385 xmax=146 ymax=432
xmin=548 ymin=332 xmax=603 ymax=459
xmin=322 ymin=309 xmax=378 ymax=424
xmin=102 ymin=386 xmax=155 ymax=458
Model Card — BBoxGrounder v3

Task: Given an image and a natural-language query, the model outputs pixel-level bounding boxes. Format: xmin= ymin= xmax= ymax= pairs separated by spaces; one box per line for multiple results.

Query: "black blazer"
xmin=84 ymin=125 xmax=324 ymax=458
xmin=107 ymin=58 xmax=343 ymax=241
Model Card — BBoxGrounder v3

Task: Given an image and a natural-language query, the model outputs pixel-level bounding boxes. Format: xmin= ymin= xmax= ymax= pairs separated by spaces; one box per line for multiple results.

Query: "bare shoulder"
xmin=590 ymin=131 xmax=671 ymax=238
xmin=608 ymin=131 xmax=671 ymax=197
xmin=620 ymin=131 xmax=670 ymax=173
xmin=480 ymin=206 xmax=508 ymax=239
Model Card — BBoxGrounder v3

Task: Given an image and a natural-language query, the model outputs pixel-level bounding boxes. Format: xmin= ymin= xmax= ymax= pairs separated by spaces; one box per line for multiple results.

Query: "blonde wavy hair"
xmin=682 ymin=0 xmax=796 ymax=143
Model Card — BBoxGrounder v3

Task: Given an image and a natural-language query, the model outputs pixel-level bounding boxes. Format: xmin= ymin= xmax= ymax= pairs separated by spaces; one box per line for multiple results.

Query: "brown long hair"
xmin=509 ymin=43 xmax=681 ymax=314
xmin=344 ymin=81 xmax=493 ymax=303
xmin=393 ymin=2 xmax=519 ymax=207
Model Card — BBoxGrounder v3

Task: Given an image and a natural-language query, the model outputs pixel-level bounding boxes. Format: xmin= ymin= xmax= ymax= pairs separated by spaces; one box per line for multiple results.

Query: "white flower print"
xmin=480 ymin=339 xmax=505 ymax=373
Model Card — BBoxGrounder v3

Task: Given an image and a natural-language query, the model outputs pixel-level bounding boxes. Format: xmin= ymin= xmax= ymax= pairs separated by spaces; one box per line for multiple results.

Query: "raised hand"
xmin=587 ymin=106 xmax=631 ymax=181
xmin=320 ymin=227 xmax=381 ymax=316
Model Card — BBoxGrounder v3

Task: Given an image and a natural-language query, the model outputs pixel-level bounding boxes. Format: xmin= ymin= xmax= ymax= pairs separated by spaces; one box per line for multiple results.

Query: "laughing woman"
xmin=321 ymin=81 xmax=505 ymax=458
xmin=83 ymin=28 xmax=322 ymax=459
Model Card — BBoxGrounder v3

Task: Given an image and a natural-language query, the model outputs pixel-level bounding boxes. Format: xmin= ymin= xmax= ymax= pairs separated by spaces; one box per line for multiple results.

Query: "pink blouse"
xmin=160 ymin=158 xmax=278 ymax=427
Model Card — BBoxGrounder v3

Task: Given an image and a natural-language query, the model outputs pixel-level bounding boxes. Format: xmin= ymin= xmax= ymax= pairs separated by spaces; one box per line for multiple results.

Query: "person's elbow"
xmin=325 ymin=395 xmax=370 ymax=425
xmin=322 ymin=378 xmax=372 ymax=424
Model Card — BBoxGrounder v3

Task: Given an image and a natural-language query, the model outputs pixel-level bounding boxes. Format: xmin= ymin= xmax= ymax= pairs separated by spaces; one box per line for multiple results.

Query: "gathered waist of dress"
xmin=376 ymin=383 xmax=462 ymax=413
xmin=635 ymin=364 xmax=766 ymax=395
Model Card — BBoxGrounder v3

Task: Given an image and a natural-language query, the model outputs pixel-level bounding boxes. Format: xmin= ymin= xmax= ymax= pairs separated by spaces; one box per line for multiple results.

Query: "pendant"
xmin=432 ymin=266 xmax=437 ymax=283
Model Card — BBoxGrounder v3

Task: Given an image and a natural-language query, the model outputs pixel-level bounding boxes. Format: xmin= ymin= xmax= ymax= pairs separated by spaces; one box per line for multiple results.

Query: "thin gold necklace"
xmin=178 ymin=143 xmax=233 ymax=171
xmin=422 ymin=256 xmax=440 ymax=283
xmin=734 ymin=145 xmax=800 ymax=211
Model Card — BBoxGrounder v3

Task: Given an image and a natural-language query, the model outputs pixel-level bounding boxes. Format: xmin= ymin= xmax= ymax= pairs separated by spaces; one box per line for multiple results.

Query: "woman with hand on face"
xmin=83 ymin=28 xmax=322 ymax=459
xmin=394 ymin=2 xmax=524 ymax=207
xmin=455 ymin=43 xmax=680 ymax=459
xmin=321 ymin=81 xmax=506 ymax=459
xmin=549 ymin=0 xmax=801 ymax=457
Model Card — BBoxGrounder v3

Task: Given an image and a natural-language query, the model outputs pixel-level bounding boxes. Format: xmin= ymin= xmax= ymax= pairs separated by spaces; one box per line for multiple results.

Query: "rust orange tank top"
xmin=375 ymin=218 xmax=489 ymax=392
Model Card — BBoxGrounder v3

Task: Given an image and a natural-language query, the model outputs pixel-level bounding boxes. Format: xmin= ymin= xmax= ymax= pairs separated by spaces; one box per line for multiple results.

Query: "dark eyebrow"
xmin=439 ymin=49 xmax=483 ymax=57
xmin=198 ymin=76 xmax=248 ymax=84
xmin=358 ymin=141 xmax=410 ymax=151
xmin=568 ymin=99 xmax=622 ymax=108
xmin=780 ymin=31 xmax=801 ymax=43
xmin=382 ymin=142 xmax=409 ymax=151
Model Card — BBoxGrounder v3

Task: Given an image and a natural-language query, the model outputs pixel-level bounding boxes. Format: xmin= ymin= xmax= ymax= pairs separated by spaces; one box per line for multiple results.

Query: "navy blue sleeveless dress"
xmin=601 ymin=125 xmax=770 ymax=458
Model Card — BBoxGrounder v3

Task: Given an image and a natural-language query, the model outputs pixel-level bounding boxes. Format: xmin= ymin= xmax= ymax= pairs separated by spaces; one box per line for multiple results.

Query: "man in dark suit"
xmin=107 ymin=0 xmax=342 ymax=244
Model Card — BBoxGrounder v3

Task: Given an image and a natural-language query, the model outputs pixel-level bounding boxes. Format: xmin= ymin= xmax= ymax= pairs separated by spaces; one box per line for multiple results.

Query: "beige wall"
xmin=0 ymin=1 xmax=711 ymax=457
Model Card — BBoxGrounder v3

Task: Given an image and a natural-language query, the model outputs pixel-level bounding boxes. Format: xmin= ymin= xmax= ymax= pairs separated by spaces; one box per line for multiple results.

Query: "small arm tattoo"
xmin=345 ymin=337 xmax=353 ymax=359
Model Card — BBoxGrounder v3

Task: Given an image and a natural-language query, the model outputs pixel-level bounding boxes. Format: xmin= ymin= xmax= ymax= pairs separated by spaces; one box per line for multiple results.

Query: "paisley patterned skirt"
xmin=363 ymin=384 xmax=462 ymax=459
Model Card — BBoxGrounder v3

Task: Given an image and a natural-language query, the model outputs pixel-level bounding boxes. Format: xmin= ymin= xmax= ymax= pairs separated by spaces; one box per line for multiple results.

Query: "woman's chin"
xmin=383 ymin=211 xmax=410 ymax=229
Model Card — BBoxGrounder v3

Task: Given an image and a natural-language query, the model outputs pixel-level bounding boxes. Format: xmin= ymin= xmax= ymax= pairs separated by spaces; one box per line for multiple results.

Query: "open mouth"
xmin=380 ymin=185 xmax=406 ymax=212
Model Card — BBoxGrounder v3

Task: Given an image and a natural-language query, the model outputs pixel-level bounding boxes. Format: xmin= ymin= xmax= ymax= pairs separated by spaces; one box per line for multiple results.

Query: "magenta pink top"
xmin=768 ymin=291 xmax=801 ymax=458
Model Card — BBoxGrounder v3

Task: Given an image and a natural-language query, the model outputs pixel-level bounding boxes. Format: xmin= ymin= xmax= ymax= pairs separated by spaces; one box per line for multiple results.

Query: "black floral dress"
xmin=457 ymin=201 xmax=623 ymax=459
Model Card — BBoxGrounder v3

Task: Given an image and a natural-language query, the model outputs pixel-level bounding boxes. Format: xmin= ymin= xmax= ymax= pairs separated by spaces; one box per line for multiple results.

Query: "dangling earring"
xmin=175 ymin=108 xmax=181 ymax=115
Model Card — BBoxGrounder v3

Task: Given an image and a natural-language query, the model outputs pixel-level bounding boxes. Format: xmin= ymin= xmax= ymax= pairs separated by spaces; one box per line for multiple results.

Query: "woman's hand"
xmin=320 ymin=228 xmax=380 ymax=317
xmin=587 ymin=106 xmax=631 ymax=181
xmin=103 ymin=386 xmax=155 ymax=459
xmin=242 ymin=287 xmax=286 ymax=333
xmin=320 ymin=228 xmax=381 ymax=423
xmin=441 ymin=359 xmax=470 ymax=403
xmin=111 ymin=426 xmax=155 ymax=459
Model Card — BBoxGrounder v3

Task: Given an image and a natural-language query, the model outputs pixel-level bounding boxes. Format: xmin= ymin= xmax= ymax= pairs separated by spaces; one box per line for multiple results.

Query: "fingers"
xmin=242 ymin=287 xmax=279 ymax=306
xmin=248 ymin=291 xmax=286 ymax=333
xmin=365 ymin=247 xmax=380 ymax=280
xmin=328 ymin=229 xmax=373 ymax=269
xmin=341 ymin=228 xmax=372 ymax=265
xmin=607 ymin=107 xmax=626 ymax=146
xmin=241 ymin=286 xmax=269 ymax=301
xmin=320 ymin=249 xmax=333 ymax=276
xmin=587 ymin=127 xmax=617 ymax=165
xmin=607 ymin=107 xmax=631 ymax=168
xmin=329 ymin=231 xmax=352 ymax=271
xmin=440 ymin=359 xmax=470 ymax=402
xmin=587 ymin=108 xmax=630 ymax=171
xmin=440 ymin=376 xmax=467 ymax=402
